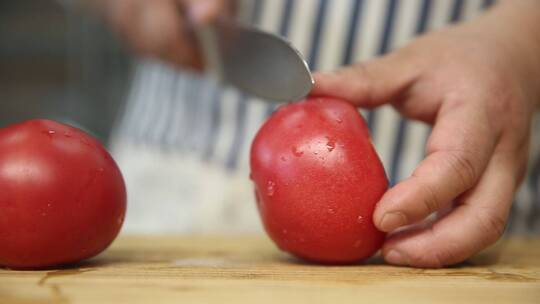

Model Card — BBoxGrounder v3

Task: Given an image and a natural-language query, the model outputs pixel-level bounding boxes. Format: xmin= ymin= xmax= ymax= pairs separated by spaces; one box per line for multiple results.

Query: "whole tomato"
xmin=0 ymin=119 xmax=126 ymax=269
xmin=250 ymin=98 xmax=387 ymax=263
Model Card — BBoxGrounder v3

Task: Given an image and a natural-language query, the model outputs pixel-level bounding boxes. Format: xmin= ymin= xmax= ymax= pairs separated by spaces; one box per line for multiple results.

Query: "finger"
xmin=310 ymin=52 xmax=419 ymax=108
xmin=373 ymin=99 xmax=499 ymax=232
xmin=381 ymin=148 xmax=520 ymax=267
xmin=119 ymin=0 xmax=202 ymax=69
xmin=184 ymin=0 xmax=231 ymax=25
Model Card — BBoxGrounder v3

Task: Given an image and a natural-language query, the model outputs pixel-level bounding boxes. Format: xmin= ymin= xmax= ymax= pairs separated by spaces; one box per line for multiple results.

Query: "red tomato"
xmin=0 ymin=119 xmax=126 ymax=269
xmin=250 ymin=98 xmax=387 ymax=264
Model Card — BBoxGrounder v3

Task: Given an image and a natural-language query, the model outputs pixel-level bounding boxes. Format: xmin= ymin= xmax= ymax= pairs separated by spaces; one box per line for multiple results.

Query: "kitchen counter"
xmin=1 ymin=235 xmax=539 ymax=303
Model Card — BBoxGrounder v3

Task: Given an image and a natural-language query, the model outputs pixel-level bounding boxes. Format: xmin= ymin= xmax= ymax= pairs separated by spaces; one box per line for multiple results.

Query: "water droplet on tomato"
xmin=266 ymin=181 xmax=275 ymax=197
xmin=327 ymin=208 xmax=336 ymax=214
xmin=357 ymin=215 xmax=364 ymax=224
xmin=63 ymin=132 xmax=72 ymax=138
xmin=325 ymin=136 xmax=336 ymax=152
xmin=292 ymin=147 xmax=303 ymax=157
xmin=280 ymin=156 xmax=287 ymax=162
xmin=42 ymin=130 xmax=55 ymax=139
xmin=282 ymin=229 xmax=288 ymax=235
xmin=335 ymin=117 xmax=343 ymax=123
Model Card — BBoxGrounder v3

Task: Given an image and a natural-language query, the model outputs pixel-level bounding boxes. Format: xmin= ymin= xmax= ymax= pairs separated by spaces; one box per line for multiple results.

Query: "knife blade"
xmin=196 ymin=23 xmax=314 ymax=102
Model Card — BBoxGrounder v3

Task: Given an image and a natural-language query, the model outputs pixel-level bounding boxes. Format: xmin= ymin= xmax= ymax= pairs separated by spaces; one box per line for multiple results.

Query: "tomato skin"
xmin=250 ymin=98 xmax=387 ymax=263
xmin=0 ymin=119 xmax=126 ymax=269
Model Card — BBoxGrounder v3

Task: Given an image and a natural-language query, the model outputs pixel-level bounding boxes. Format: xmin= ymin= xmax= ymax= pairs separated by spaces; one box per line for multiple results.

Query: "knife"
xmin=195 ymin=23 xmax=314 ymax=102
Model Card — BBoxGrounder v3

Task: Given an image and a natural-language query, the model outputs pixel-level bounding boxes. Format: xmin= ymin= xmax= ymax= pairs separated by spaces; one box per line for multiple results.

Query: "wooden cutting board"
xmin=1 ymin=235 xmax=539 ymax=304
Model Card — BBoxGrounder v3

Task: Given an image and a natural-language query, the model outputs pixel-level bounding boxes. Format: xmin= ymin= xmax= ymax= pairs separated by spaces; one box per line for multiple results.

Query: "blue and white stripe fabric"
xmin=111 ymin=0 xmax=539 ymax=234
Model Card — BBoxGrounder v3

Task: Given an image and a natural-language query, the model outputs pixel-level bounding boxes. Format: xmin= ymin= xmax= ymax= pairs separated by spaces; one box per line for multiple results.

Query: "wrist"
xmin=479 ymin=1 xmax=540 ymax=108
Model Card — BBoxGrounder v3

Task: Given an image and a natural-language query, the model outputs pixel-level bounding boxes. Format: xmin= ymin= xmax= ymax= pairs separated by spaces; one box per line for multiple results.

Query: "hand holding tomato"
xmin=0 ymin=120 xmax=126 ymax=269
xmin=312 ymin=2 xmax=540 ymax=267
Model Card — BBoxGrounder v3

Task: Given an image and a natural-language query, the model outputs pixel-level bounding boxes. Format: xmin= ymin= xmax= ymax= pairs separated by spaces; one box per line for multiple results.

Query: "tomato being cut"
xmin=0 ymin=119 xmax=126 ymax=269
xmin=250 ymin=97 xmax=387 ymax=264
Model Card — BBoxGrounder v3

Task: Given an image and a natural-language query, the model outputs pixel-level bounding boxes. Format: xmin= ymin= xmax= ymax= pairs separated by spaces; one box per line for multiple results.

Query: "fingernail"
xmin=189 ymin=0 xmax=212 ymax=25
xmin=385 ymin=250 xmax=408 ymax=266
xmin=379 ymin=212 xmax=407 ymax=231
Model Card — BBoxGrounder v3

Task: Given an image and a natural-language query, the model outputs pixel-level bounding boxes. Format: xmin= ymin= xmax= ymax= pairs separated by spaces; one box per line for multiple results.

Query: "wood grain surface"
xmin=1 ymin=235 xmax=539 ymax=304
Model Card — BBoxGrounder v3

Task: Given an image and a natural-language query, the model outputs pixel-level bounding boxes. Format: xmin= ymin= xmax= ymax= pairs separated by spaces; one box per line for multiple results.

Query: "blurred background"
xmin=0 ymin=0 xmax=128 ymax=143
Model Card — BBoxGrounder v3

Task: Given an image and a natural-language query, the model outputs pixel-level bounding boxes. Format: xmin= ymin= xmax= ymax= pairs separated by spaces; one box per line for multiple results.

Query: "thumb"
xmin=311 ymin=52 xmax=419 ymax=108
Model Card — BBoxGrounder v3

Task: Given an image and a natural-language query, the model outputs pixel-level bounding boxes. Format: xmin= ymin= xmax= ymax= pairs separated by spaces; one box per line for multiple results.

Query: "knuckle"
xmin=445 ymin=150 xmax=479 ymax=190
xmin=413 ymin=231 xmax=463 ymax=268
xmin=349 ymin=63 xmax=374 ymax=106
xmin=415 ymin=180 xmax=441 ymax=215
xmin=424 ymin=228 xmax=452 ymax=267
xmin=476 ymin=209 xmax=507 ymax=245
